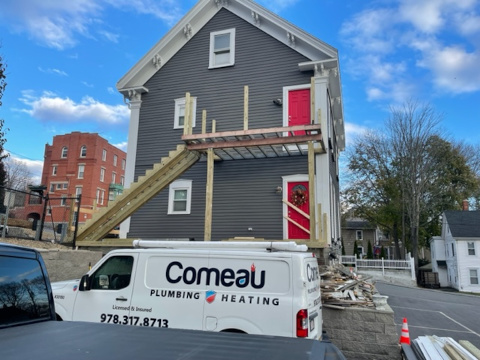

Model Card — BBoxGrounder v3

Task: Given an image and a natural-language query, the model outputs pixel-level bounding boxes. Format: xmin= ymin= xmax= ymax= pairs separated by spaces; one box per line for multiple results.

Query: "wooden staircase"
xmin=75 ymin=145 xmax=201 ymax=243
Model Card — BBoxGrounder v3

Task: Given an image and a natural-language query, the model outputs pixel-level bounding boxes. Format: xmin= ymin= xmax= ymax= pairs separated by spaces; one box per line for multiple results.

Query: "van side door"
xmin=72 ymin=254 xmax=138 ymax=325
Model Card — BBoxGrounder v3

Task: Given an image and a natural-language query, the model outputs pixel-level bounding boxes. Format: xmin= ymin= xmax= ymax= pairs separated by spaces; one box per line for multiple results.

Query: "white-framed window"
xmin=47 ymin=208 xmax=51 ymax=216
xmin=96 ymin=189 xmax=105 ymax=205
xmin=100 ymin=168 xmax=105 ymax=182
xmin=49 ymin=183 xmax=55 ymax=193
xmin=468 ymin=242 xmax=475 ymax=256
xmin=80 ymin=145 xmax=87 ymax=158
xmin=112 ymin=172 xmax=116 ymax=184
xmin=61 ymin=146 xmax=68 ymax=158
xmin=121 ymin=176 xmax=125 ymax=186
xmin=63 ymin=183 xmax=68 ymax=189
xmin=168 ymin=179 xmax=192 ymax=215
xmin=113 ymin=154 xmax=117 ymax=166
xmin=102 ymin=149 xmax=107 ymax=161
xmin=470 ymin=269 xmax=479 ymax=285
xmin=122 ymin=159 xmax=126 ymax=170
xmin=78 ymin=164 xmax=85 ymax=179
xmin=356 ymin=230 xmax=363 ymax=241
xmin=56 ymin=183 xmax=62 ymax=190
xmin=52 ymin=165 xmax=57 ymax=176
xmin=75 ymin=187 xmax=82 ymax=202
xmin=209 ymin=28 xmax=235 ymax=68
xmin=61 ymin=195 xmax=67 ymax=206
xmin=174 ymin=97 xmax=197 ymax=129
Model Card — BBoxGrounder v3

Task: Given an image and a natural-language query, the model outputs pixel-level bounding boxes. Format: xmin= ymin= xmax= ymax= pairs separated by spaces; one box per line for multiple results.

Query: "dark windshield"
xmin=0 ymin=256 xmax=51 ymax=327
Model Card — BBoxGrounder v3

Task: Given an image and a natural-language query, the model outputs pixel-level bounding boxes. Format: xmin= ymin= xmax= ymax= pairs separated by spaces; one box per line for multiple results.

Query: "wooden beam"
xmin=308 ymin=141 xmax=315 ymax=241
xmin=186 ymin=134 xmax=321 ymax=151
xmin=311 ymin=77 xmax=315 ymax=124
xmin=204 ymin=148 xmax=214 ymax=241
xmin=183 ymin=124 xmax=322 ymax=140
xmin=322 ymin=213 xmax=328 ymax=246
xmin=212 ymin=119 xmax=216 ymax=133
xmin=317 ymin=203 xmax=322 ymax=244
xmin=244 ymin=85 xmax=248 ymax=130
xmin=283 ymin=199 xmax=309 ymax=219
xmin=202 ymin=110 xmax=207 ymax=134
xmin=283 ymin=216 xmax=310 ymax=235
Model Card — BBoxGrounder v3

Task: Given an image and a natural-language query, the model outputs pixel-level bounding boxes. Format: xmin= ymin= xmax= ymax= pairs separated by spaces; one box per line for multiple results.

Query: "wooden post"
xmin=244 ymin=85 xmax=249 ymax=131
xmin=317 ymin=203 xmax=322 ymax=244
xmin=202 ymin=110 xmax=207 ymax=134
xmin=311 ymin=77 xmax=315 ymax=124
xmin=212 ymin=119 xmax=216 ymax=133
xmin=204 ymin=148 xmax=214 ymax=241
xmin=184 ymin=92 xmax=191 ymax=136
xmin=308 ymin=141 xmax=316 ymax=242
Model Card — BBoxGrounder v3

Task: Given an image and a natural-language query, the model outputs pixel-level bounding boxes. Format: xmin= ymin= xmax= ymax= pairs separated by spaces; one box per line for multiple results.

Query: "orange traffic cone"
xmin=399 ymin=318 xmax=411 ymax=345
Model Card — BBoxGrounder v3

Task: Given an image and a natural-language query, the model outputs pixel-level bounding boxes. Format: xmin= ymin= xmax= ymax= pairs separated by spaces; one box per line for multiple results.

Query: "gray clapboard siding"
xmin=128 ymin=9 xmax=314 ymax=240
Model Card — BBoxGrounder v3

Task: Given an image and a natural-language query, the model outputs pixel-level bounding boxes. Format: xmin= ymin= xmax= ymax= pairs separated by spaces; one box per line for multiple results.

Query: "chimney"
xmin=462 ymin=199 xmax=469 ymax=211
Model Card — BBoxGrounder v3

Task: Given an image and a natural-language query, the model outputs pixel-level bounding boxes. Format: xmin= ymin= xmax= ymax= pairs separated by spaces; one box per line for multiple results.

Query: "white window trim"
xmin=209 ymin=28 xmax=235 ymax=69
xmin=78 ymin=164 xmax=85 ymax=179
xmin=102 ymin=149 xmax=107 ymax=161
xmin=100 ymin=167 xmax=106 ymax=182
xmin=61 ymin=147 xmax=68 ymax=158
xmin=174 ymin=97 xmax=197 ymax=129
xmin=356 ymin=230 xmax=363 ymax=241
xmin=52 ymin=165 xmax=57 ymax=176
xmin=467 ymin=242 xmax=476 ymax=256
xmin=470 ymin=268 xmax=479 ymax=285
xmin=80 ymin=145 xmax=87 ymax=158
xmin=168 ymin=179 xmax=192 ymax=215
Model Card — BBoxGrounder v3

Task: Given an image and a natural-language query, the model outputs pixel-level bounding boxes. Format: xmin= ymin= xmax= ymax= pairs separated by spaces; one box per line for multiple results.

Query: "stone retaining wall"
xmin=323 ymin=305 xmax=401 ymax=360
xmin=39 ymin=249 xmax=103 ymax=282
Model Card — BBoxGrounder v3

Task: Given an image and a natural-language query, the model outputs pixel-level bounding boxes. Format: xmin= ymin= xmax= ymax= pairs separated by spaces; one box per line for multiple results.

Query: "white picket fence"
xmin=340 ymin=255 xmax=416 ymax=280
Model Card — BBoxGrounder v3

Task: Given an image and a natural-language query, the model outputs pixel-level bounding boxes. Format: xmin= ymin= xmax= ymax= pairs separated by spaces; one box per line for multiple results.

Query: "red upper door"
xmin=288 ymin=88 xmax=311 ymax=135
xmin=287 ymin=181 xmax=310 ymax=240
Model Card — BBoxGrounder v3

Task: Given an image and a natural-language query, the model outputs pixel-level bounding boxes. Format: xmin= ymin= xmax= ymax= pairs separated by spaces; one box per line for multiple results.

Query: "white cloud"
xmin=340 ymin=0 xmax=480 ymax=100
xmin=38 ymin=67 xmax=68 ymax=76
xmin=113 ymin=141 xmax=128 ymax=152
xmin=0 ymin=0 xmax=186 ymax=50
xmin=18 ymin=91 xmax=129 ymax=124
xmin=4 ymin=154 xmax=44 ymax=185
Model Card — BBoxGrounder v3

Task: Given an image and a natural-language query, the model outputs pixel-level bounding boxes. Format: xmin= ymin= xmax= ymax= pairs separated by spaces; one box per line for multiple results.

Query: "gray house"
xmin=115 ymin=0 xmax=345 ymax=258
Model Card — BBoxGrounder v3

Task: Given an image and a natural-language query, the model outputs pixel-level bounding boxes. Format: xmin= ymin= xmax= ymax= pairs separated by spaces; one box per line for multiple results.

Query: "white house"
xmin=431 ymin=209 xmax=480 ymax=293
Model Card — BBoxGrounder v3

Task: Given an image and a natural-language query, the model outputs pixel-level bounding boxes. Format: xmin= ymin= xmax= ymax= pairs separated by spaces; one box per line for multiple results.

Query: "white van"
xmin=52 ymin=241 xmax=322 ymax=339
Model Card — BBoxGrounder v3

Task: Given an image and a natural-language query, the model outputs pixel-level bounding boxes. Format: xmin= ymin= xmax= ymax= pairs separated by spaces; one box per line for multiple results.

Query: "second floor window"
xmin=468 ymin=242 xmax=475 ymax=256
xmin=174 ymin=97 xmax=197 ymax=129
xmin=112 ymin=172 xmax=116 ymax=184
xmin=356 ymin=230 xmax=363 ymax=241
xmin=78 ymin=165 xmax=85 ymax=179
xmin=52 ymin=166 xmax=57 ymax=176
xmin=80 ymin=145 xmax=87 ymax=157
xmin=100 ymin=168 xmax=105 ymax=182
xmin=75 ymin=187 xmax=82 ymax=202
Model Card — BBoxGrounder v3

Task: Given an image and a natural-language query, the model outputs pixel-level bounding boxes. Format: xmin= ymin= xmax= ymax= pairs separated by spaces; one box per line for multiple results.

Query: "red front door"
xmin=287 ymin=181 xmax=310 ymax=239
xmin=288 ymin=89 xmax=310 ymax=135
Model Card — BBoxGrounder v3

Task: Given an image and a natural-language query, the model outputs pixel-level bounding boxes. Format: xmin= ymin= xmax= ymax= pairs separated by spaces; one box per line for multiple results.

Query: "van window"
xmin=0 ymin=257 xmax=51 ymax=326
xmin=91 ymin=256 xmax=134 ymax=290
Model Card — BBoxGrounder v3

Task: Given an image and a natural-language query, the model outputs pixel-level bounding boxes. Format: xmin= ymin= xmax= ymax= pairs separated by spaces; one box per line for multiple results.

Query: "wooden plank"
xmin=186 ymin=134 xmax=322 ymax=151
xmin=204 ymin=148 xmax=214 ymax=241
xmin=184 ymin=92 xmax=191 ymax=136
xmin=459 ymin=340 xmax=480 ymax=359
xmin=202 ymin=110 xmax=207 ymax=134
xmin=283 ymin=215 xmax=310 ymax=235
xmin=283 ymin=199 xmax=309 ymax=219
xmin=182 ymin=124 xmax=322 ymax=140
xmin=308 ymin=141 xmax=315 ymax=241
xmin=244 ymin=85 xmax=248 ymax=131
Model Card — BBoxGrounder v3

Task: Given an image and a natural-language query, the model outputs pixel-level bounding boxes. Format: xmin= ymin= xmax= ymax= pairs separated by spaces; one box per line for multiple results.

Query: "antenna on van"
xmin=132 ymin=240 xmax=308 ymax=252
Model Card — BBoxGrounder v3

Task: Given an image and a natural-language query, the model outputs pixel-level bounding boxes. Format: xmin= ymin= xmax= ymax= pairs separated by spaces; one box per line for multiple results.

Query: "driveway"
xmin=375 ymin=281 xmax=480 ymax=349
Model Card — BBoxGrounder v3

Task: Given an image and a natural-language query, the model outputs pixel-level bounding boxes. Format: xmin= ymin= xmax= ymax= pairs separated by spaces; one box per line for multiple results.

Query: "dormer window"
xmin=209 ymin=28 xmax=235 ymax=68
xmin=80 ymin=145 xmax=87 ymax=157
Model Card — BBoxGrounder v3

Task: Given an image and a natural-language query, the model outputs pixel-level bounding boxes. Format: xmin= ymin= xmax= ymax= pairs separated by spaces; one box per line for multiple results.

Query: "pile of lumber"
xmin=410 ymin=336 xmax=480 ymax=360
xmin=320 ymin=265 xmax=378 ymax=309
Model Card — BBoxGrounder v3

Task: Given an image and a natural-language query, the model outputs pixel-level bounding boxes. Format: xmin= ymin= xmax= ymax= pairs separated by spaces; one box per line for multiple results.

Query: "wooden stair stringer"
xmin=75 ymin=145 xmax=201 ymax=242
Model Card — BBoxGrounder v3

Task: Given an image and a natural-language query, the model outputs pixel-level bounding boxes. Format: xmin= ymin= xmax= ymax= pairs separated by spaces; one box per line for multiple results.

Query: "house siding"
xmin=457 ymin=239 xmax=480 ymax=292
xmin=128 ymin=9 xmax=317 ymax=240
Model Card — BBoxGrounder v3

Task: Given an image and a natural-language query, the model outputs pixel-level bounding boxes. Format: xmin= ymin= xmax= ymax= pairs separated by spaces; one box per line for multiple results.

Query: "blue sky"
xmin=0 ymin=0 xmax=479 ymax=183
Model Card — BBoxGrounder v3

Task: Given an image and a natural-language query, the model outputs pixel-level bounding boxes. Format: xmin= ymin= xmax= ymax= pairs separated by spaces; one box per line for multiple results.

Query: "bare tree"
xmin=4 ymin=158 xmax=34 ymax=191
xmin=387 ymin=100 xmax=443 ymax=270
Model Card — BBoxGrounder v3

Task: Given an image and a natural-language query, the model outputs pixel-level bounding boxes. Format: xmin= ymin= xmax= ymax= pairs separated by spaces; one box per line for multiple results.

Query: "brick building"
xmin=22 ymin=132 xmax=126 ymax=230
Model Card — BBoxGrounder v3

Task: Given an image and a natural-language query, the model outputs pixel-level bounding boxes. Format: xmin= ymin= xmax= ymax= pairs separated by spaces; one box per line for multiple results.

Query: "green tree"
xmin=343 ymin=100 xmax=479 ymax=271
xmin=353 ymin=240 xmax=358 ymax=259
xmin=367 ymin=241 xmax=373 ymax=259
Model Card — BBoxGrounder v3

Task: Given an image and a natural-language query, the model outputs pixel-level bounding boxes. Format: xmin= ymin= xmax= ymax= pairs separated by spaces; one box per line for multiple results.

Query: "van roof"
xmin=132 ymin=240 xmax=308 ymax=252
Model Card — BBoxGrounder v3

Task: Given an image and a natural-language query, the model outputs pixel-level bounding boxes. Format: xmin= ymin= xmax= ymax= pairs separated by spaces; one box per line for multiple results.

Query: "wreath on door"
xmin=291 ymin=185 xmax=308 ymax=207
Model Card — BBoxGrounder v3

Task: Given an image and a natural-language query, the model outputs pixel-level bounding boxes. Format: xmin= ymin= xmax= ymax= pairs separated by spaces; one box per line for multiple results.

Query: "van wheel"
xmin=221 ymin=329 xmax=246 ymax=334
